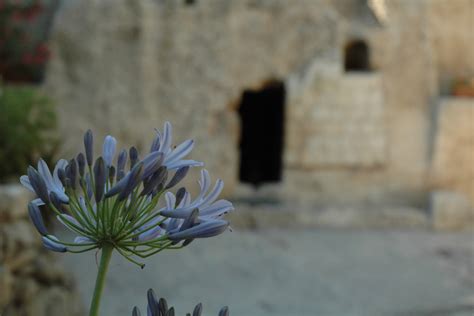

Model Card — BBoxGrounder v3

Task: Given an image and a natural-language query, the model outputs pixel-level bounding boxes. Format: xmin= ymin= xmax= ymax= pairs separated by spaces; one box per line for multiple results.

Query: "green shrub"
xmin=0 ymin=84 xmax=58 ymax=182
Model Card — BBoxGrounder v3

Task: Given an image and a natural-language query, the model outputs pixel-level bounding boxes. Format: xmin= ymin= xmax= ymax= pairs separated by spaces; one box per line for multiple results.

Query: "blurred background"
xmin=0 ymin=0 xmax=473 ymax=315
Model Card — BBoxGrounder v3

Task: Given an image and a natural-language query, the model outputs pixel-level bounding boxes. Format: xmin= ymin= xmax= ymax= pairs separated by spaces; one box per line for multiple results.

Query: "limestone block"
xmin=430 ymin=191 xmax=474 ymax=231
xmin=12 ymin=276 xmax=41 ymax=305
xmin=288 ymin=72 xmax=387 ymax=168
xmin=0 ymin=265 xmax=13 ymax=310
xmin=431 ymin=98 xmax=474 ymax=205
xmin=32 ymin=255 xmax=70 ymax=286
xmin=0 ymin=184 xmax=33 ymax=221
xmin=1 ymin=220 xmax=40 ymax=261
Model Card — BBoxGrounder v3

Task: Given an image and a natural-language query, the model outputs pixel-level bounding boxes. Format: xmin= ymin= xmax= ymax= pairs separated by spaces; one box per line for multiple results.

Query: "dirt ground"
xmin=61 ymin=229 xmax=474 ymax=316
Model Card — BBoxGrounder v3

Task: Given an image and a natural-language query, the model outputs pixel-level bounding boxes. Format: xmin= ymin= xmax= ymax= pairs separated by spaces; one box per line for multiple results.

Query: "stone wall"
xmin=0 ymin=184 xmax=83 ymax=316
xmin=431 ymin=98 xmax=474 ymax=204
xmin=44 ymin=0 xmax=473 ymax=216
xmin=427 ymin=0 xmax=474 ymax=94
xmin=287 ymin=72 xmax=386 ymax=168
xmin=45 ymin=0 xmax=344 ymax=197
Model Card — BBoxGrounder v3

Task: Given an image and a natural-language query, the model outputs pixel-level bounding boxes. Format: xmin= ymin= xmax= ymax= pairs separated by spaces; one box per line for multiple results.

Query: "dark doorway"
xmin=344 ymin=40 xmax=370 ymax=71
xmin=238 ymin=80 xmax=285 ymax=188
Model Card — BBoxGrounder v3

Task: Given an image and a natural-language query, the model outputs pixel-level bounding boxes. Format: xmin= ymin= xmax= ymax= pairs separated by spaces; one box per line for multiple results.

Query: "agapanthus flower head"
xmin=21 ymin=122 xmax=234 ymax=267
xmin=132 ymin=288 xmax=229 ymax=316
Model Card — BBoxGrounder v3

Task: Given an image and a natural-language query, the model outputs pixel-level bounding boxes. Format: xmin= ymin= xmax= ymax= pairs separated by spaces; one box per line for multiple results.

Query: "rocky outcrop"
xmin=0 ymin=184 xmax=83 ymax=316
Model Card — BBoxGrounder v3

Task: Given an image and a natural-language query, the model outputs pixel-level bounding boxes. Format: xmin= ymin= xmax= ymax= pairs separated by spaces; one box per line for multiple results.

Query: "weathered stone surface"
xmin=43 ymin=0 xmax=347 ymax=197
xmin=431 ymin=98 xmax=474 ymax=206
xmin=229 ymin=202 xmax=428 ymax=229
xmin=0 ymin=266 xmax=13 ymax=310
xmin=0 ymin=184 xmax=33 ymax=221
xmin=0 ymin=188 xmax=83 ymax=315
xmin=25 ymin=286 xmax=84 ymax=316
xmin=288 ymin=71 xmax=386 ymax=168
xmin=1 ymin=220 xmax=39 ymax=261
xmin=427 ymin=0 xmax=474 ymax=94
xmin=430 ymin=191 xmax=474 ymax=231
xmin=32 ymin=255 xmax=70 ymax=286
xmin=12 ymin=276 xmax=41 ymax=304
xmin=44 ymin=0 xmax=472 ymax=229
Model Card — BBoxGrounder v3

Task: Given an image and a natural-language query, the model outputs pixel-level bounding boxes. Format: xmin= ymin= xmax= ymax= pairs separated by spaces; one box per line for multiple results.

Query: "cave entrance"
xmin=344 ymin=39 xmax=371 ymax=71
xmin=237 ymin=80 xmax=285 ymax=188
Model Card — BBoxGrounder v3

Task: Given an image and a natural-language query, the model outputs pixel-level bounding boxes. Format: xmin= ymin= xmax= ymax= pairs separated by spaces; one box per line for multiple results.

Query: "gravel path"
xmin=61 ymin=229 xmax=474 ymax=316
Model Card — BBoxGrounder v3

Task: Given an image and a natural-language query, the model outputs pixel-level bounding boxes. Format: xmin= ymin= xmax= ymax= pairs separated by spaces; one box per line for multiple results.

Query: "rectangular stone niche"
xmin=299 ymin=73 xmax=386 ymax=168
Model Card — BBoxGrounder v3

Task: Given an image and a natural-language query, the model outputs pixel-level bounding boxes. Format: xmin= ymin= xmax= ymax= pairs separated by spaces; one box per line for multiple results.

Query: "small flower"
xmin=168 ymin=218 xmax=230 ymax=242
xmin=151 ymin=122 xmax=203 ymax=170
xmin=28 ymin=203 xmax=48 ymax=236
xmin=134 ymin=169 xmax=234 ymax=244
xmin=21 ymin=122 xmax=232 ymax=267
xmin=20 ymin=159 xmax=69 ymax=206
xmin=42 ymin=235 xmax=67 ymax=253
xmin=132 ymin=288 xmax=229 ymax=316
xmin=160 ymin=169 xmax=234 ymax=220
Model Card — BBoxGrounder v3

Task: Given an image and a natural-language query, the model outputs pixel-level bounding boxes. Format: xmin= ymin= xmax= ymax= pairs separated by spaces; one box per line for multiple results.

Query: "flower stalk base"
xmin=89 ymin=244 xmax=113 ymax=316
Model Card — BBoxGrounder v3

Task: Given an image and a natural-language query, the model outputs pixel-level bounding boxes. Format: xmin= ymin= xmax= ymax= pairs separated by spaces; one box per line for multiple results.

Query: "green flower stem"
xmin=89 ymin=243 xmax=114 ymax=316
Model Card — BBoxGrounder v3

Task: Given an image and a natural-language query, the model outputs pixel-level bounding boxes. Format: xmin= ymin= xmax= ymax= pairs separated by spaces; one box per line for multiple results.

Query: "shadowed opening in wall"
xmin=344 ymin=39 xmax=370 ymax=71
xmin=237 ymin=80 xmax=285 ymax=188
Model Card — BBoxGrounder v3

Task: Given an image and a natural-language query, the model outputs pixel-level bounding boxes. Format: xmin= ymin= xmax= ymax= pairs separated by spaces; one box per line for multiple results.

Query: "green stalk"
xmin=89 ymin=243 xmax=114 ymax=316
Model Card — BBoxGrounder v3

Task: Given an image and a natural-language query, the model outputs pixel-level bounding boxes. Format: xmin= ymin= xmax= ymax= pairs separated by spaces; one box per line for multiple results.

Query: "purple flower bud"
xmin=28 ymin=203 xmax=48 ymax=235
xmin=93 ymin=157 xmax=106 ymax=203
xmin=152 ymin=183 xmax=164 ymax=197
xmin=66 ymin=159 xmax=77 ymax=189
xmin=77 ymin=153 xmax=85 ymax=177
xmin=140 ymin=166 xmax=167 ymax=197
xmin=102 ymin=135 xmax=117 ymax=167
xmin=193 ymin=303 xmax=203 ymax=316
xmin=142 ymin=152 xmax=164 ymax=179
xmin=172 ymin=208 xmax=199 ymax=246
xmin=179 ymin=209 xmax=199 ymax=232
xmin=84 ymin=129 xmax=94 ymax=166
xmin=80 ymin=175 xmax=93 ymax=200
xmin=58 ymin=168 xmax=67 ymax=188
xmin=147 ymin=289 xmax=159 ymax=316
xmin=118 ymin=162 xmax=144 ymax=201
xmin=168 ymin=219 xmax=229 ymax=241
xmin=182 ymin=238 xmax=194 ymax=247
xmin=218 ymin=306 xmax=229 ymax=316
xmin=49 ymin=191 xmax=64 ymax=210
xmin=129 ymin=146 xmax=139 ymax=169
xmin=132 ymin=307 xmax=141 ymax=316
xmin=42 ymin=235 xmax=67 ymax=252
xmin=159 ymin=298 xmax=168 ymax=316
xmin=165 ymin=166 xmax=189 ymax=190
xmin=175 ymin=187 xmax=186 ymax=207
xmin=117 ymin=149 xmax=127 ymax=181
xmin=109 ymin=166 xmax=116 ymax=183
xmin=27 ymin=166 xmax=50 ymax=203
xmin=150 ymin=132 xmax=160 ymax=152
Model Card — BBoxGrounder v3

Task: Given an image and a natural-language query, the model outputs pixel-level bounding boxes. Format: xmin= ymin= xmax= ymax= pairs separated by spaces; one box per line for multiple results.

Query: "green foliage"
xmin=0 ymin=84 xmax=58 ymax=182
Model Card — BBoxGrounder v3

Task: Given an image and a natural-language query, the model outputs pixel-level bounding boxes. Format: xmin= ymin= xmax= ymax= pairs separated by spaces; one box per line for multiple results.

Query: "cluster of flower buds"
xmin=132 ymin=289 xmax=229 ymax=316
xmin=21 ymin=122 xmax=234 ymax=267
